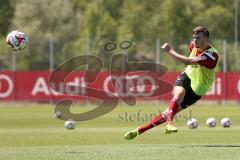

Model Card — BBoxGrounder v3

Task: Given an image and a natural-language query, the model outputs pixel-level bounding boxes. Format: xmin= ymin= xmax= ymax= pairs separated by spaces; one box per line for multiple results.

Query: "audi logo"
xmin=103 ymin=75 xmax=157 ymax=97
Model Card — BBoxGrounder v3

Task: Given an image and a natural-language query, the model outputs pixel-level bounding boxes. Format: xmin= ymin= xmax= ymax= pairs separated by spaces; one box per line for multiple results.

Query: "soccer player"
xmin=124 ymin=26 xmax=219 ymax=140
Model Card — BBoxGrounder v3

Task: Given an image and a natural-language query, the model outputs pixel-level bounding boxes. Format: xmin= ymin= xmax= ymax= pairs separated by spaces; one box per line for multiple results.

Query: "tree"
xmin=69 ymin=0 xmax=120 ymax=69
xmin=0 ymin=0 xmax=15 ymax=69
xmin=3 ymin=0 xmax=239 ymax=71
xmin=11 ymin=0 xmax=80 ymax=70
xmin=0 ymin=0 xmax=14 ymax=36
xmin=194 ymin=5 xmax=234 ymax=40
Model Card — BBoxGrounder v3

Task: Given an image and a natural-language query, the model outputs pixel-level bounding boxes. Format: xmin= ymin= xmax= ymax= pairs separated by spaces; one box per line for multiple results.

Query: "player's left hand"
xmin=161 ymin=43 xmax=172 ymax=53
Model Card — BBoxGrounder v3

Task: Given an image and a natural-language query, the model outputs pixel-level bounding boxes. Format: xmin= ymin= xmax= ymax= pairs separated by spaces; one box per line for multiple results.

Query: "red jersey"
xmin=189 ymin=42 xmax=218 ymax=69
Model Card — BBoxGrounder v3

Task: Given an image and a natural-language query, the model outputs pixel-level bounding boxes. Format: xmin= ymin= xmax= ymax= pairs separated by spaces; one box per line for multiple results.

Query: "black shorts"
xmin=175 ymin=72 xmax=202 ymax=109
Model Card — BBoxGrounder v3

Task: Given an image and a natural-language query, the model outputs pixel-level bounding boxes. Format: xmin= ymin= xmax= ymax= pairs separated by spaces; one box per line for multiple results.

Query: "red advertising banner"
xmin=0 ymin=71 xmax=240 ymax=102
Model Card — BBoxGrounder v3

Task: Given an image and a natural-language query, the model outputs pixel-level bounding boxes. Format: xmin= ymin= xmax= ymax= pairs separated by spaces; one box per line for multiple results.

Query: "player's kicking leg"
xmin=124 ymin=86 xmax=185 ymax=140
xmin=164 ymin=87 xmax=185 ymax=134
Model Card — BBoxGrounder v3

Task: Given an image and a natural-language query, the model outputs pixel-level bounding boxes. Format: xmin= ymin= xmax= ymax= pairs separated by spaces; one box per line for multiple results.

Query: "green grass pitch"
xmin=0 ymin=102 xmax=240 ymax=160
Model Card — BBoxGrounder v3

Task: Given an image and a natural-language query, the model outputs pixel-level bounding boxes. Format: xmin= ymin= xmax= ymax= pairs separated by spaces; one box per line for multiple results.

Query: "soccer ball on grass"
xmin=206 ymin=117 xmax=216 ymax=127
xmin=64 ymin=119 xmax=76 ymax=130
xmin=187 ymin=118 xmax=198 ymax=129
xmin=221 ymin=118 xmax=231 ymax=128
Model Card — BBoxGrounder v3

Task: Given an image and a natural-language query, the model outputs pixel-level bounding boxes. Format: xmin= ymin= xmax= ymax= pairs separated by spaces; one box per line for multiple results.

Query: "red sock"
xmin=166 ymin=99 xmax=180 ymax=124
xmin=138 ymin=113 xmax=167 ymax=134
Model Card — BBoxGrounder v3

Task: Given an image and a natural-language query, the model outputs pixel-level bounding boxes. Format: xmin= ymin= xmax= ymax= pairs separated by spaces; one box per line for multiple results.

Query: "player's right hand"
xmin=161 ymin=43 xmax=172 ymax=53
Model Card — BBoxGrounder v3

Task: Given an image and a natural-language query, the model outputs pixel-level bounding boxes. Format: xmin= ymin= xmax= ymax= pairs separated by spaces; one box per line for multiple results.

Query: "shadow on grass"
xmin=65 ymin=151 xmax=86 ymax=154
xmin=179 ymin=145 xmax=240 ymax=148
xmin=135 ymin=144 xmax=240 ymax=148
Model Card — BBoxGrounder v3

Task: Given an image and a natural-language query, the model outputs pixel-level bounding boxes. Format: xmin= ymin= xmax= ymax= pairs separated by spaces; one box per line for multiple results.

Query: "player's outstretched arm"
xmin=161 ymin=43 xmax=198 ymax=65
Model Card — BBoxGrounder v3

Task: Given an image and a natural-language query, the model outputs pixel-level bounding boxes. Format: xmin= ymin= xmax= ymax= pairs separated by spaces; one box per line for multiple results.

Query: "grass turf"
xmin=0 ymin=102 xmax=239 ymax=160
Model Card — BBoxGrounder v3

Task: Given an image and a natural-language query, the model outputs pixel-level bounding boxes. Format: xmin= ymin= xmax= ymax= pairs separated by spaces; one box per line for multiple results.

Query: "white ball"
xmin=6 ymin=30 xmax=28 ymax=51
xmin=64 ymin=119 xmax=76 ymax=129
xmin=221 ymin=118 xmax=231 ymax=128
xmin=206 ymin=117 xmax=216 ymax=127
xmin=187 ymin=118 xmax=198 ymax=129
xmin=54 ymin=111 xmax=62 ymax=119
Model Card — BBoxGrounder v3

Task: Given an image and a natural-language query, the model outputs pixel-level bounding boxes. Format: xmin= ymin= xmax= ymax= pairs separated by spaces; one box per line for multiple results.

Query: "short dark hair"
xmin=193 ymin=26 xmax=209 ymax=38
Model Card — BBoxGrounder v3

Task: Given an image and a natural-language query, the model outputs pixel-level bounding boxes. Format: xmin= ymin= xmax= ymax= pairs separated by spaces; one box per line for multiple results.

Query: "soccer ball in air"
xmin=221 ymin=118 xmax=231 ymax=128
xmin=187 ymin=118 xmax=198 ymax=129
xmin=64 ymin=119 xmax=76 ymax=130
xmin=206 ymin=117 xmax=216 ymax=127
xmin=6 ymin=30 xmax=28 ymax=51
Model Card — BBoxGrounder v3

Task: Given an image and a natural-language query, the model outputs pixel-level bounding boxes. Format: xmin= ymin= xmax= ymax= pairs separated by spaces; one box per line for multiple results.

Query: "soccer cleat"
xmin=164 ymin=123 xmax=178 ymax=134
xmin=124 ymin=129 xmax=140 ymax=140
